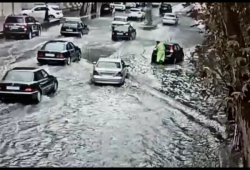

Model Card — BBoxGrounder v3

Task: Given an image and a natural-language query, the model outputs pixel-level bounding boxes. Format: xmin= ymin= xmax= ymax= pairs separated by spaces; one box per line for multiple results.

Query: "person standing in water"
xmin=156 ymin=41 xmax=165 ymax=64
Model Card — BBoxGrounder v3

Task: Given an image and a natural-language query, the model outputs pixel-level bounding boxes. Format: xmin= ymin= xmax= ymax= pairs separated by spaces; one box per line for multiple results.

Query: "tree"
xmin=196 ymin=3 xmax=250 ymax=167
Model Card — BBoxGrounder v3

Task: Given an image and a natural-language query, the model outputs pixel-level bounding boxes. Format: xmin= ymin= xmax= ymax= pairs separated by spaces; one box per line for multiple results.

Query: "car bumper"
xmin=0 ymin=90 xmax=38 ymax=100
xmin=61 ymin=31 xmax=80 ymax=34
xmin=3 ymin=31 xmax=28 ymax=35
xmin=92 ymin=75 xmax=123 ymax=84
xmin=113 ymin=35 xmax=129 ymax=39
xmin=38 ymin=58 xmax=66 ymax=64
xmin=163 ymin=20 xmax=176 ymax=24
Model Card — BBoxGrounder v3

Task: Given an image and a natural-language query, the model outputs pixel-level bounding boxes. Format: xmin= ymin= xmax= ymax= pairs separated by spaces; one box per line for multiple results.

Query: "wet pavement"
xmin=0 ymin=4 xmax=224 ymax=167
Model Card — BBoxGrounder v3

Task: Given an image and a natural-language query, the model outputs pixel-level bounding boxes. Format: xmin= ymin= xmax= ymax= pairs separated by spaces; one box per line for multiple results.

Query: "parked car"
xmin=3 ymin=14 xmax=42 ymax=39
xmin=128 ymin=8 xmax=145 ymax=21
xmin=159 ymin=3 xmax=172 ymax=16
xmin=151 ymin=42 xmax=184 ymax=64
xmin=100 ymin=3 xmax=113 ymax=16
xmin=110 ymin=2 xmax=126 ymax=11
xmin=22 ymin=5 xmax=63 ymax=19
xmin=112 ymin=24 xmax=136 ymax=41
xmin=162 ymin=13 xmax=179 ymax=25
xmin=37 ymin=40 xmax=82 ymax=65
xmin=60 ymin=18 xmax=89 ymax=37
xmin=125 ymin=2 xmax=136 ymax=8
xmin=0 ymin=67 xmax=58 ymax=104
xmin=91 ymin=58 xmax=130 ymax=85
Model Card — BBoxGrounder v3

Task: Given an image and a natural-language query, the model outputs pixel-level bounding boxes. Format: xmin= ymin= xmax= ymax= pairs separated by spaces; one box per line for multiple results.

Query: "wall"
xmin=0 ymin=3 xmax=22 ymax=17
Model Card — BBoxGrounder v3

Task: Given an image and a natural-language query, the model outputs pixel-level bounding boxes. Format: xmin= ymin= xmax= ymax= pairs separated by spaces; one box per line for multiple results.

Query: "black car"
xmin=37 ymin=40 xmax=82 ymax=65
xmin=0 ymin=67 xmax=58 ymax=104
xmin=60 ymin=19 xmax=89 ymax=37
xmin=100 ymin=3 xmax=113 ymax=16
xmin=151 ymin=42 xmax=184 ymax=64
xmin=112 ymin=25 xmax=136 ymax=41
xmin=3 ymin=14 xmax=42 ymax=39
xmin=159 ymin=3 xmax=172 ymax=16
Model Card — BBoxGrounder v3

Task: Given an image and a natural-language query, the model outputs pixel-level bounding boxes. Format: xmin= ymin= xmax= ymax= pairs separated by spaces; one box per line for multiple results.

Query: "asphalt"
xmin=0 ymin=4 xmax=224 ymax=167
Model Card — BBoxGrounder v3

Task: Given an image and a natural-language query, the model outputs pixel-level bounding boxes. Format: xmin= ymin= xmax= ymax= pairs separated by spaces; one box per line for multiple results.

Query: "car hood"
xmin=22 ymin=10 xmax=31 ymax=13
xmin=111 ymin=21 xmax=128 ymax=25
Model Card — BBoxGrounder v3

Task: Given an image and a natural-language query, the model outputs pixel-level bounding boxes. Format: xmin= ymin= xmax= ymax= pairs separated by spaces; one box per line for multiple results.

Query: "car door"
xmin=174 ymin=44 xmax=182 ymax=61
xmin=67 ymin=43 xmax=76 ymax=60
xmin=41 ymin=69 xmax=54 ymax=92
xmin=121 ymin=60 xmax=127 ymax=77
xmin=32 ymin=7 xmax=44 ymax=18
xmin=177 ymin=44 xmax=184 ymax=60
xmin=34 ymin=70 xmax=50 ymax=94
xmin=27 ymin=17 xmax=37 ymax=33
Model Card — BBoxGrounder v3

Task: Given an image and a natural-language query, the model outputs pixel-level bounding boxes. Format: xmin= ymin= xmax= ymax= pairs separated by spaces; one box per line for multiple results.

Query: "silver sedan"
xmin=91 ymin=58 xmax=129 ymax=85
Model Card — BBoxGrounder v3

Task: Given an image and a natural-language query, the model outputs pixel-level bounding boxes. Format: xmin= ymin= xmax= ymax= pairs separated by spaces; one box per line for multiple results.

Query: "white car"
xmin=125 ymin=3 xmax=136 ymax=8
xmin=128 ymin=8 xmax=145 ymax=21
xmin=110 ymin=2 xmax=126 ymax=11
xmin=111 ymin=16 xmax=131 ymax=28
xmin=22 ymin=5 xmax=63 ymax=19
xmin=162 ymin=13 xmax=179 ymax=25
xmin=91 ymin=58 xmax=129 ymax=85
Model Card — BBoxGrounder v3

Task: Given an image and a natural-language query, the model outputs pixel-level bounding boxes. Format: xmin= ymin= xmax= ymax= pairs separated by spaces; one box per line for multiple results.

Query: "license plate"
xmin=7 ymin=86 xmax=20 ymax=90
xmin=45 ymin=53 xmax=55 ymax=57
xmin=66 ymin=29 xmax=72 ymax=32
xmin=10 ymin=26 xmax=19 ymax=29
xmin=117 ymin=33 xmax=123 ymax=35
xmin=104 ymin=8 xmax=109 ymax=10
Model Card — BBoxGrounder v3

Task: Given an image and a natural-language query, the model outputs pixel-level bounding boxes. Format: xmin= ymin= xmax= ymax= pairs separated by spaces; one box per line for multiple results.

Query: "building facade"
xmin=0 ymin=3 xmax=22 ymax=17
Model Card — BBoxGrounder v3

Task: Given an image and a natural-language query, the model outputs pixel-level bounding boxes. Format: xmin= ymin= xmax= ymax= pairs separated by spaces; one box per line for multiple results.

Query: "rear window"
xmin=42 ymin=42 xmax=66 ymax=51
xmin=165 ymin=14 xmax=175 ymax=17
xmin=114 ymin=26 xmax=128 ymax=32
xmin=114 ymin=18 xmax=126 ymax=22
xmin=130 ymin=9 xmax=139 ymax=12
xmin=63 ymin=22 xmax=78 ymax=28
xmin=97 ymin=61 xmax=121 ymax=69
xmin=5 ymin=17 xmax=24 ymax=23
xmin=3 ymin=71 xmax=34 ymax=82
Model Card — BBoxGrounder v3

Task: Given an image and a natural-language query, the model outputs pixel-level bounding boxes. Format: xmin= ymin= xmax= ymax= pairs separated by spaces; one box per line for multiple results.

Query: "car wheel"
xmin=36 ymin=28 xmax=41 ymax=37
xmin=66 ymin=57 xmax=71 ymax=65
xmin=126 ymin=72 xmax=130 ymax=78
xmin=77 ymin=51 xmax=82 ymax=61
xmin=119 ymin=79 xmax=125 ymax=86
xmin=26 ymin=31 xmax=32 ymax=39
xmin=51 ymin=80 xmax=58 ymax=94
xmin=49 ymin=15 xmax=55 ymax=19
xmin=33 ymin=90 xmax=42 ymax=104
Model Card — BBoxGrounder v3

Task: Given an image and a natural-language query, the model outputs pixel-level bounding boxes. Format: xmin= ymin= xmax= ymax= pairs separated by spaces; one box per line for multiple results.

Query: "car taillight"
xmin=125 ymin=32 xmax=128 ymax=35
xmin=4 ymin=24 xmax=8 ymax=28
xmin=116 ymin=72 xmax=123 ymax=77
xmin=38 ymin=53 xmax=43 ymax=57
xmin=170 ymin=45 xmax=174 ymax=53
xmin=93 ymin=71 xmax=99 ymax=75
xmin=25 ymin=88 xmax=32 ymax=92
xmin=57 ymin=54 xmax=64 ymax=58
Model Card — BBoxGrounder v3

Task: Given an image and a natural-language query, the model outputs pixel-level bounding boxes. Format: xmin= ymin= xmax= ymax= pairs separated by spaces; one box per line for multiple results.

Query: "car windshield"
xmin=165 ymin=14 xmax=175 ymax=17
xmin=114 ymin=26 xmax=129 ymax=32
xmin=114 ymin=18 xmax=126 ymax=22
xmin=5 ymin=17 xmax=24 ymax=23
xmin=42 ymin=42 xmax=66 ymax=51
xmin=130 ymin=9 xmax=139 ymax=12
xmin=63 ymin=22 xmax=78 ymax=28
xmin=3 ymin=71 xmax=34 ymax=82
xmin=97 ymin=61 xmax=121 ymax=69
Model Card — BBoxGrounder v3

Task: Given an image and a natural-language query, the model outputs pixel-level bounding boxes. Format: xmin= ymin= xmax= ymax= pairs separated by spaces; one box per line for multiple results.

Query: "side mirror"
xmin=93 ymin=61 xmax=97 ymax=64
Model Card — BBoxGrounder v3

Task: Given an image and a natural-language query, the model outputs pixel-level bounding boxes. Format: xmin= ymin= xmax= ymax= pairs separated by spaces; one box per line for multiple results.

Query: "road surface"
xmin=0 ymin=5 xmax=224 ymax=167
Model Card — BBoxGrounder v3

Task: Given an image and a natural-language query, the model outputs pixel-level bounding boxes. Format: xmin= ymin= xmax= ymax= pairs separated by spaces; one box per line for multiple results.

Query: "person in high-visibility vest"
xmin=156 ymin=41 xmax=165 ymax=63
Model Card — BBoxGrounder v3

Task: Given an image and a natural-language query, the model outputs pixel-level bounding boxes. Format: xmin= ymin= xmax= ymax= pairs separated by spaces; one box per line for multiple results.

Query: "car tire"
xmin=49 ymin=15 xmax=55 ymax=19
xmin=119 ymin=79 xmax=125 ymax=86
xmin=66 ymin=57 xmax=71 ymax=65
xmin=77 ymin=51 xmax=82 ymax=62
xmin=51 ymin=80 xmax=58 ymax=94
xmin=36 ymin=28 xmax=41 ymax=37
xmin=112 ymin=37 xmax=116 ymax=41
xmin=33 ymin=90 xmax=42 ymax=104
xmin=26 ymin=31 xmax=32 ymax=39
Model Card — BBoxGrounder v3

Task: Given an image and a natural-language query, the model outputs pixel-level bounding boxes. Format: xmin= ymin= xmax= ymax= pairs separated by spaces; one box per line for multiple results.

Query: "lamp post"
xmin=44 ymin=2 xmax=49 ymax=22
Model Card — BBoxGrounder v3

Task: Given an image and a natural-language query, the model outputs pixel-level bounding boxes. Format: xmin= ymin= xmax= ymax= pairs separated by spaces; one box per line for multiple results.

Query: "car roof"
xmin=64 ymin=17 xmax=82 ymax=22
xmin=114 ymin=16 xmax=128 ymax=19
xmin=11 ymin=67 xmax=41 ymax=72
xmin=98 ymin=58 xmax=121 ymax=62
xmin=6 ymin=14 xmax=26 ymax=18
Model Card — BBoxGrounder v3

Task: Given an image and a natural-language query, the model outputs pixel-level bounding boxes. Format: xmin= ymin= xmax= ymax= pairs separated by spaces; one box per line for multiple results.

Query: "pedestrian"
xmin=112 ymin=7 xmax=116 ymax=17
xmin=156 ymin=41 xmax=165 ymax=64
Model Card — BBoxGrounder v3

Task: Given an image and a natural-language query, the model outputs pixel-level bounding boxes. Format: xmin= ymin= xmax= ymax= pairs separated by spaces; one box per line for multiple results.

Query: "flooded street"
xmin=0 ymin=5 xmax=225 ymax=167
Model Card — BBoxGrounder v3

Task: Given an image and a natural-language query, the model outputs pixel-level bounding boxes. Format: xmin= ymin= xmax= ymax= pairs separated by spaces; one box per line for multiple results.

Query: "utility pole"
xmin=44 ymin=2 xmax=49 ymax=22
xmin=12 ymin=2 xmax=14 ymax=14
xmin=144 ymin=2 xmax=152 ymax=25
